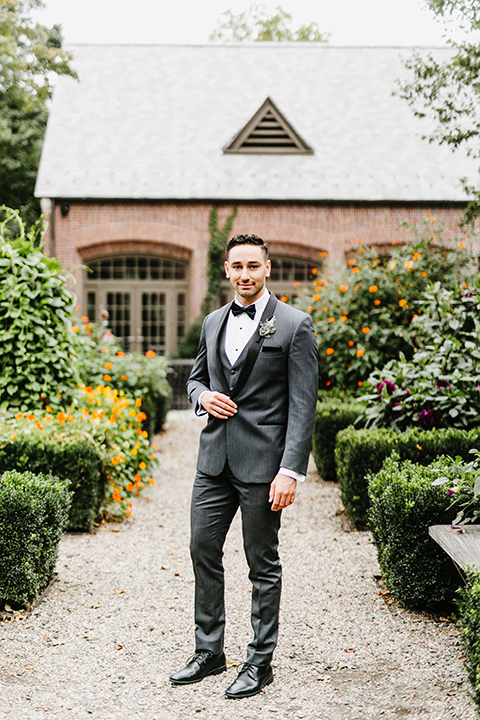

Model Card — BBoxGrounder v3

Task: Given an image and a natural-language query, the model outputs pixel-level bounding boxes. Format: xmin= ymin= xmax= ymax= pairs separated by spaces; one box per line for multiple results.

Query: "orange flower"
xmin=149 ymin=478 xmax=156 ymax=487
xmin=101 ymin=346 xmax=109 ymax=353
xmin=421 ymin=271 xmax=428 ymax=277
xmin=139 ymin=461 xmax=147 ymax=470
xmin=458 ymin=241 xmax=465 ymax=249
xmin=374 ymin=300 xmax=381 ymax=306
xmin=311 ymin=268 xmax=318 ymax=275
xmin=312 ymin=294 xmax=320 ymax=302
xmin=324 ymin=306 xmax=329 ymax=313
xmin=399 ymin=299 xmax=407 ymax=307
xmin=121 ymin=374 xmax=128 ymax=381
xmin=412 ymin=252 xmax=421 ymax=261
xmin=126 ymin=482 xmax=133 ymax=492
xmin=293 ymin=281 xmax=301 ymax=288
xmin=145 ymin=350 xmax=156 ymax=358
xmin=71 ymin=326 xmax=79 ymax=333
xmin=362 ymin=327 xmax=370 ymax=334
xmin=356 ymin=349 xmax=365 ymax=357
xmin=340 ymin=316 xmax=347 ymax=323
xmin=308 ymin=306 xmax=313 ymax=312
xmin=347 ymin=258 xmax=357 ymax=266
xmin=81 ymin=316 xmax=89 ymax=322
xmin=369 ymin=285 xmax=378 ymax=293
xmin=358 ymin=381 xmax=363 ymax=387
xmin=352 ymin=267 xmax=360 ymax=274
xmin=348 ymin=340 xmax=355 ymax=347
xmin=338 ymin=284 xmax=348 ymax=292
xmin=134 ymin=473 xmax=142 ymax=482
xmin=112 ymin=456 xmax=120 ymax=465
xmin=117 ymin=351 xmax=126 ymax=357
xmin=328 ymin=317 xmax=335 ymax=323
xmin=430 ymin=217 xmax=436 ymax=222
xmin=104 ymin=374 xmax=112 ymax=381
xmin=45 ymin=405 xmax=53 ymax=414
xmin=325 ymin=381 xmax=331 ymax=387
xmin=104 ymin=362 xmax=113 ymax=370
xmin=326 ymin=348 xmax=334 ymax=355
xmin=320 ymin=252 xmax=328 ymax=258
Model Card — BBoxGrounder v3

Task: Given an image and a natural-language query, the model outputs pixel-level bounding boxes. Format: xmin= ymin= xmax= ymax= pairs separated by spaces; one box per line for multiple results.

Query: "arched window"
xmin=84 ymin=255 xmax=189 ymax=355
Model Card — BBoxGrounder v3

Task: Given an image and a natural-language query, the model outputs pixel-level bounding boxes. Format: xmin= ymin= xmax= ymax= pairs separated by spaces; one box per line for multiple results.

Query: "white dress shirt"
xmin=198 ymin=289 xmax=305 ymax=483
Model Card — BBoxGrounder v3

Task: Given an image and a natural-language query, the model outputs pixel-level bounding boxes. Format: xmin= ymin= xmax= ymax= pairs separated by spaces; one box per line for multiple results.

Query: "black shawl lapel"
xmin=212 ymin=304 xmax=231 ymax=395
xmin=230 ymin=294 xmax=278 ymax=400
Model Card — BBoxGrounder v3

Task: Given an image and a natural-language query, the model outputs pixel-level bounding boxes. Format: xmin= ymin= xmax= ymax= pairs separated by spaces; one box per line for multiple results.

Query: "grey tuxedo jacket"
xmin=187 ymin=296 xmax=318 ymax=484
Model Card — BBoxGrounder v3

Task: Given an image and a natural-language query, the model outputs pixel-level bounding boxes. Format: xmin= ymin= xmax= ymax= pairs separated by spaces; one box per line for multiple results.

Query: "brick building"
xmin=35 ymin=44 xmax=477 ymax=355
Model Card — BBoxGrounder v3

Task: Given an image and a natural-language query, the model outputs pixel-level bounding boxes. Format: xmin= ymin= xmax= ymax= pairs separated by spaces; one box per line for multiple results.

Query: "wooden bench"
xmin=429 ymin=525 xmax=480 ymax=570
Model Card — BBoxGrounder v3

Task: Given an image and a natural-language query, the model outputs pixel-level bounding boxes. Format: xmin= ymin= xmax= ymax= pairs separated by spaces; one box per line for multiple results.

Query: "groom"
xmin=170 ymin=233 xmax=318 ymax=698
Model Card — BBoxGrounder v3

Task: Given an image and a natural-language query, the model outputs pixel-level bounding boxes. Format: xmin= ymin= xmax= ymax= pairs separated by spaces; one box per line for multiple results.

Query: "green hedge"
xmin=0 ymin=470 xmax=72 ymax=609
xmin=0 ymin=430 xmax=104 ymax=531
xmin=312 ymin=398 xmax=364 ymax=482
xmin=456 ymin=567 xmax=480 ymax=714
xmin=335 ymin=426 xmax=480 ymax=528
xmin=368 ymin=453 xmax=460 ymax=610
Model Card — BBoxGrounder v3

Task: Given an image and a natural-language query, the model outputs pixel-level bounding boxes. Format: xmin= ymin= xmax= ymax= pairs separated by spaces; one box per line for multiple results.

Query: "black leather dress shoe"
xmin=225 ymin=662 xmax=273 ymax=699
xmin=169 ymin=650 xmax=227 ymax=685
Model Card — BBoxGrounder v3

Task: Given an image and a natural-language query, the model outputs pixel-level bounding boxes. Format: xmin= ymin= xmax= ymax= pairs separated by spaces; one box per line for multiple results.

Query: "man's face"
xmin=225 ymin=244 xmax=271 ymax=305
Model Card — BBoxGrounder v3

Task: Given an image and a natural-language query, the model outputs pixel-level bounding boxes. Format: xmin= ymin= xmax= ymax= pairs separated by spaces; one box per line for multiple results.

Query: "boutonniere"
xmin=259 ymin=315 xmax=276 ymax=338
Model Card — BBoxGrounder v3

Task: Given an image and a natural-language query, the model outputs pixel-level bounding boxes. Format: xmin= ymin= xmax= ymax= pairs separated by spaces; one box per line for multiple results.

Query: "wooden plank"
xmin=429 ymin=524 xmax=480 ymax=570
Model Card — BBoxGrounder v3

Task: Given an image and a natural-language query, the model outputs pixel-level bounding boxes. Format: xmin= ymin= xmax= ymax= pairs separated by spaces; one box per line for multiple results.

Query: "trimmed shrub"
xmin=312 ymin=398 xmax=364 ymax=482
xmin=335 ymin=425 xmax=480 ymax=528
xmin=368 ymin=453 xmax=460 ymax=610
xmin=456 ymin=567 xmax=480 ymax=714
xmin=0 ymin=470 xmax=72 ymax=609
xmin=0 ymin=428 xmax=104 ymax=531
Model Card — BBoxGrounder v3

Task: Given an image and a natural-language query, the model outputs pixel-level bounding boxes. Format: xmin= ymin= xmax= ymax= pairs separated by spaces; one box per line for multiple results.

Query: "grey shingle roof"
xmin=35 ymin=44 xmax=478 ymax=202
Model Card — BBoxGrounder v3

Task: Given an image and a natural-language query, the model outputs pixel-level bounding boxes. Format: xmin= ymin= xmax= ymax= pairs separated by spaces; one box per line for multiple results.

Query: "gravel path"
xmin=0 ymin=411 xmax=476 ymax=720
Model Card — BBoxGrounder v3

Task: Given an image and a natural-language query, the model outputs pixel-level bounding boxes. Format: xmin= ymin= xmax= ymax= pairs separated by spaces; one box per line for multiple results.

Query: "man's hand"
xmin=201 ymin=391 xmax=237 ymax=419
xmin=269 ymin=473 xmax=297 ymax=511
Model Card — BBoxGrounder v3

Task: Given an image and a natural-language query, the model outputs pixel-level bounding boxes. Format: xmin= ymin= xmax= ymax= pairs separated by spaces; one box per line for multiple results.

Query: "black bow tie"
xmin=231 ymin=302 xmax=256 ymax=320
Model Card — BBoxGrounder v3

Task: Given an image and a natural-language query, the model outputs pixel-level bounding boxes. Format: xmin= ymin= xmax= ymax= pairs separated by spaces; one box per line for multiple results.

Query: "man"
xmin=170 ymin=233 xmax=318 ymax=698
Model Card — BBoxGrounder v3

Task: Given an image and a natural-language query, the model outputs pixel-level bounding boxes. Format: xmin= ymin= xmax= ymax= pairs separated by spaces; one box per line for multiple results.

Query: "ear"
xmin=224 ymin=260 xmax=230 ymax=278
xmin=265 ymin=259 xmax=271 ymax=278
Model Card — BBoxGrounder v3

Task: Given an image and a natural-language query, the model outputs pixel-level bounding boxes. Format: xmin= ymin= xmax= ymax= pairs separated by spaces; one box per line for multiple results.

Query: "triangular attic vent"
xmin=224 ymin=97 xmax=313 ymax=155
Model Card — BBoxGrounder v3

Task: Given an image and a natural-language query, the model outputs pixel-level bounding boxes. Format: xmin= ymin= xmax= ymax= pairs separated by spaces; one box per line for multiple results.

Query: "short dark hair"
xmin=226 ymin=233 xmax=269 ymax=260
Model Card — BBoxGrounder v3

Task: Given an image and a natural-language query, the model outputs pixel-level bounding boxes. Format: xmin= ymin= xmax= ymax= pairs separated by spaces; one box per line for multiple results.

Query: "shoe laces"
xmin=189 ymin=650 xmax=213 ymax=667
xmin=237 ymin=662 xmax=259 ymax=678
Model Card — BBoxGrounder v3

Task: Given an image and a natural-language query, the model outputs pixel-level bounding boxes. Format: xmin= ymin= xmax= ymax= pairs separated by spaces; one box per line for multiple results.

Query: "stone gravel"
xmin=0 ymin=411 xmax=476 ymax=720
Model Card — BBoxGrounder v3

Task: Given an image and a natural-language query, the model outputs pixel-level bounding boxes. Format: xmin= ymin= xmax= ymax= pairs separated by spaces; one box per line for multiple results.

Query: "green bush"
xmin=358 ymin=282 xmax=480 ymax=431
xmin=312 ymin=398 xmax=364 ymax=482
xmin=0 ymin=427 xmax=104 ymax=531
xmin=335 ymin=425 xmax=480 ymax=528
xmin=0 ymin=469 xmax=72 ymax=609
xmin=368 ymin=453 xmax=460 ymax=610
xmin=456 ymin=567 xmax=480 ymax=714
xmin=0 ymin=207 xmax=78 ymax=411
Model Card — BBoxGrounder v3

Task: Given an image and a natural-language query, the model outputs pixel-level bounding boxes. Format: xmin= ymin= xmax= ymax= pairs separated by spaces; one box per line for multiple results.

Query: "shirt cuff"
xmin=196 ymin=391 xmax=208 ymax=416
xmin=279 ymin=467 xmax=305 ymax=483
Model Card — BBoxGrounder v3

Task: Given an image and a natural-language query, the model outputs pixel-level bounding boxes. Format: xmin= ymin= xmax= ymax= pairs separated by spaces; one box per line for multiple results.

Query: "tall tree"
xmin=399 ymin=0 xmax=480 ymax=224
xmin=209 ymin=3 xmax=329 ymax=43
xmin=0 ymin=0 xmax=76 ymax=225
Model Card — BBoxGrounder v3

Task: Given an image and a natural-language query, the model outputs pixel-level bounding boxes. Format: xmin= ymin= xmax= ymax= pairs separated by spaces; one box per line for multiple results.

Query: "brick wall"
xmin=47 ymin=199 xmax=470 ymax=323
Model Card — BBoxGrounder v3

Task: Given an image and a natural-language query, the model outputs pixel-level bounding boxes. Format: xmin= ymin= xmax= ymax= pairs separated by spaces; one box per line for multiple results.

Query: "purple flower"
xmin=418 ymin=408 xmax=442 ymax=430
xmin=446 ymin=488 xmax=456 ymax=496
xmin=436 ymin=379 xmax=451 ymax=389
xmin=376 ymin=379 xmax=397 ymax=396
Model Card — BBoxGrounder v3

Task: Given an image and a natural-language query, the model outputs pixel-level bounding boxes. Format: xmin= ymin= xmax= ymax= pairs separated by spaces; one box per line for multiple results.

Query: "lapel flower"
xmin=259 ymin=316 xmax=276 ymax=338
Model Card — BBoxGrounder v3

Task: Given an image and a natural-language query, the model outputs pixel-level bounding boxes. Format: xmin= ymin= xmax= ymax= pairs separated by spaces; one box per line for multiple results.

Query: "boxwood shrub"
xmin=368 ymin=453 xmax=460 ymax=610
xmin=0 ymin=430 xmax=104 ymax=531
xmin=335 ymin=426 xmax=480 ymax=528
xmin=312 ymin=398 xmax=364 ymax=482
xmin=0 ymin=470 xmax=72 ymax=609
xmin=456 ymin=567 xmax=480 ymax=715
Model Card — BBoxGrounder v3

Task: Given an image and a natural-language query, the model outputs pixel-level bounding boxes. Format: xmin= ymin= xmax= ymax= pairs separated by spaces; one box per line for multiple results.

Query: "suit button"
xmin=230 ymin=369 xmax=236 ymax=375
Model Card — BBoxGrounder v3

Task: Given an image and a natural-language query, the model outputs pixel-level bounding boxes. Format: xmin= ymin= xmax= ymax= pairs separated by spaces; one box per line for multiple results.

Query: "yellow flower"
xmin=139 ymin=461 xmax=147 ymax=470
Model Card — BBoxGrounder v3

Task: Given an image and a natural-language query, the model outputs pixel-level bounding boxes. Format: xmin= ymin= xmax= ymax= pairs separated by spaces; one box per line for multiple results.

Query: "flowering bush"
xmin=71 ymin=315 xmax=171 ymax=436
xmin=3 ymin=384 xmax=158 ymax=517
xmin=296 ymin=217 xmax=474 ymax=393
xmin=0 ymin=207 xmax=78 ymax=411
xmin=431 ymin=450 xmax=480 ymax=525
xmin=358 ymin=283 xmax=480 ymax=431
